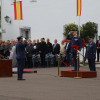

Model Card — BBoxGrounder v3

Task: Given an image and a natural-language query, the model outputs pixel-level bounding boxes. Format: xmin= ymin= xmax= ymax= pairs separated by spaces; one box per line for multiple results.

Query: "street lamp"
xmin=4 ymin=16 xmax=11 ymax=24
xmin=30 ymin=0 xmax=37 ymax=2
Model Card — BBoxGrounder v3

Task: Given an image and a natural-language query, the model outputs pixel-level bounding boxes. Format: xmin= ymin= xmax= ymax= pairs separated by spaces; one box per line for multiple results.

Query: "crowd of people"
xmin=0 ymin=38 xmax=67 ymax=68
xmin=0 ymin=30 xmax=99 ymax=72
xmin=0 ymin=40 xmax=16 ymax=59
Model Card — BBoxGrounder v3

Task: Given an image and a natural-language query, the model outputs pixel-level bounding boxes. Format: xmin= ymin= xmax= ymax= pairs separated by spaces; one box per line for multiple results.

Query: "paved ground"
xmin=0 ymin=65 xmax=100 ymax=100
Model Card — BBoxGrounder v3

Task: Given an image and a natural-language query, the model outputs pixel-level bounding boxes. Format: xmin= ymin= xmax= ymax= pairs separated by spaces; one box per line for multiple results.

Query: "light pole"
xmin=0 ymin=0 xmax=2 ymax=39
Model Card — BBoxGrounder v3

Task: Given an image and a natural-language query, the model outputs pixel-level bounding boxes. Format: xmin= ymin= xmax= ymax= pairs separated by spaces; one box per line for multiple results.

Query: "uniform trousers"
xmin=17 ymin=59 xmax=25 ymax=79
xmin=88 ymin=58 xmax=96 ymax=71
xmin=73 ymin=52 xmax=79 ymax=71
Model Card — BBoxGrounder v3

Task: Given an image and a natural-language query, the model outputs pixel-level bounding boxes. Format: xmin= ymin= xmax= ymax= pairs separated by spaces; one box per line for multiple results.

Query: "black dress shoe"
xmin=18 ymin=78 xmax=26 ymax=80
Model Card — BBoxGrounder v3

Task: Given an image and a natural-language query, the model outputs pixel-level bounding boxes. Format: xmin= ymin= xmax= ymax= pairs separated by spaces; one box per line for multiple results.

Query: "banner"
xmin=14 ymin=1 xmax=23 ymax=20
xmin=77 ymin=0 xmax=82 ymax=16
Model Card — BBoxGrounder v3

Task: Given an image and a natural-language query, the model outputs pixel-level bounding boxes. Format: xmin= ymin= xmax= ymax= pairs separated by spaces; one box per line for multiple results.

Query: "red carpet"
xmin=13 ymin=68 xmax=37 ymax=74
xmin=23 ymin=69 xmax=37 ymax=73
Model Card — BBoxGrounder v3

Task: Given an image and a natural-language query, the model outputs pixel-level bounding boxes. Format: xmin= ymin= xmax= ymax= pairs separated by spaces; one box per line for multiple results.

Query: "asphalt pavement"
xmin=0 ymin=65 xmax=100 ymax=100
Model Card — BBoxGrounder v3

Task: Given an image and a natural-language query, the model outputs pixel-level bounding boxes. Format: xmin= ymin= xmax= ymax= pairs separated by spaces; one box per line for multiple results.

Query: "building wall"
xmin=1 ymin=0 xmax=100 ymax=43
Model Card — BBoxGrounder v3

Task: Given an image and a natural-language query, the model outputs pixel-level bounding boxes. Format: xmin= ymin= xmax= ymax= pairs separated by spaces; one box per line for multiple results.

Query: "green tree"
xmin=63 ymin=23 xmax=78 ymax=37
xmin=80 ymin=21 xmax=98 ymax=44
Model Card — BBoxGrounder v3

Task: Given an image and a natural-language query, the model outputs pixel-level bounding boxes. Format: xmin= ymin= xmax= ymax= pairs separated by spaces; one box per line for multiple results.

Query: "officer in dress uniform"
xmin=96 ymin=36 xmax=100 ymax=62
xmin=86 ymin=37 xmax=96 ymax=71
xmin=16 ymin=36 xmax=27 ymax=80
xmin=67 ymin=29 xmax=82 ymax=71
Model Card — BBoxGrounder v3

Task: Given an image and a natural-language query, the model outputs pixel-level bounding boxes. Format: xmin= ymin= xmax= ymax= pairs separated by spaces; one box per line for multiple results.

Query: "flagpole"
xmin=1 ymin=0 xmax=2 ymax=39
xmin=78 ymin=16 xmax=80 ymax=36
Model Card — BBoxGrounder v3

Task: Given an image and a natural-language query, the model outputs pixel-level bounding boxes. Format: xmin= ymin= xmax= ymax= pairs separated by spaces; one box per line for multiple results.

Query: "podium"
xmin=0 ymin=59 xmax=12 ymax=77
xmin=61 ymin=70 xmax=97 ymax=78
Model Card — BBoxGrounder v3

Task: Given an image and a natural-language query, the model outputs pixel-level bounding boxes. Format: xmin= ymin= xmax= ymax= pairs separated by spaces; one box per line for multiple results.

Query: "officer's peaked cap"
xmin=17 ymin=36 xmax=23 ymax=40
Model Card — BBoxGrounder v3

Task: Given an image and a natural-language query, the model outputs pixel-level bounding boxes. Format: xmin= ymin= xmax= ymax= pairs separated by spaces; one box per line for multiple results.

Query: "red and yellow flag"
xmin=14 ymin=1 xmax=23 ymax=20
xmin=77 ymin=0 xmax=82 ymax=16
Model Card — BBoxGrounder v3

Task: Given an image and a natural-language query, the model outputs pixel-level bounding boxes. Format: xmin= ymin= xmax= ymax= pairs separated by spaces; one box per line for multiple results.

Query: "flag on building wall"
xmin=77 ymin=0 xmax=82 ymax=16
xmin=14 ymin=1 xmax=23 ymax=20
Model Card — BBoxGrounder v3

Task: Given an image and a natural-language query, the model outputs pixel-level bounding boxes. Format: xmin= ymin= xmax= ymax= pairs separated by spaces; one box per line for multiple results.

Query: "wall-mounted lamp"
xmin=30 ymin=0 xmax=37 ymax=2
xmin=4 ymin=16 xmax=11 ymax=24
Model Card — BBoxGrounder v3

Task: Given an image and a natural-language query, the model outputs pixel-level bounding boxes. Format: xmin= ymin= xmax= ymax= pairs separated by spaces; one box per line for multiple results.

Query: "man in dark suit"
xmin=67 ymin=29 xmax=82 ymax=71
xmin=39 ymin=38 xmax=47 ymax=67
xmin=96 ymin=36 xmax=100 ymax=62
xmin=65 ymin=40 xmax=72 ymax=65
xmin=52 ymin=39 xmax=60 ymax=55
xmin=4 ymin=40 xmax=11 ymax=58
xmin=26 ymin=40 xmax=34 ymax=68
xmin=0 ymin=42 xmax=5 ymax=59
xmin=36 ymin=39 xmax=41 ymax=54
xmin=33 ymin=40 xmax=37 ymax=55
xmin=16 ymin=36 xmax=27 ymax=80
xmin=46 ymin=38 xmax=53 ymax=55
xmin=87 ymin=37 xmax=97 ymax=71
xmin=52 ymin=39 xmax=60 ymax=66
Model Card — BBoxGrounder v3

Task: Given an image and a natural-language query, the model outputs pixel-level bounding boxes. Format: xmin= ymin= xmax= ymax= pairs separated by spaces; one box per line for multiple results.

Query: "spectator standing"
xmin=39 ymin=38 xmax=47 ymax=67
xmin=46 ymin=38 xmax=53 ymax=55
xmin=26 ymin=40 xmax=34 ymax=68
xmin=0 ymin=42 xmax=5 ymax=59
xmin=60 ymin=40 xmax=66 ymax=55
xmin=36 ymin=39 xmax=41 ymax=54
xmin=52 ymin=39 xmax=60 ymax=66
xmin=4 ymin=40 xmax=11 ymax=58
xmin=33 ymin=40 xmax=37 ymax=54
xmin=52 ymin=39 xmax=60 ymax=55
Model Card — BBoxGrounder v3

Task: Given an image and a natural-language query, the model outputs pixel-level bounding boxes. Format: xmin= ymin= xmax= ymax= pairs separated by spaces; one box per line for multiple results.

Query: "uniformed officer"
xmin=86 ymin=36 xmax=96 ymax=71
xmin=96 ymin=36 xmax=100 ymax=62
xmin=67 ymin=29 xmax=82 ymax=71
xmin=16 ymin=36 xmax=27 ymax=80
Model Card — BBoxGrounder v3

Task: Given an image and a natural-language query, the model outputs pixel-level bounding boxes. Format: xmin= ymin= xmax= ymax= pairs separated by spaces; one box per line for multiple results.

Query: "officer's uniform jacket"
xmin=86 ymin=42 xmax=97 ymax=59
xmin=67 ymin=35 xmax=82 ymax=53
xmin=16 ymin=41 xmax=27 ymax=59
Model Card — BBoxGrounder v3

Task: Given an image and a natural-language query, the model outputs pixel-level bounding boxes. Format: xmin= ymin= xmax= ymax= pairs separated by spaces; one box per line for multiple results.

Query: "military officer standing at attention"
xmin=86 ymin=37 xmax=97 ymax=71
xmin=16 ymin=36 xmax=27 ymax=80
xmin=67 ymin=29 xmax=82 ymax=71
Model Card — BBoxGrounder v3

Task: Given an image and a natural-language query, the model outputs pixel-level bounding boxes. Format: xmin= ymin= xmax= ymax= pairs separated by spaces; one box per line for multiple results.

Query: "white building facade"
xmin=1 ymin=0 xmax=100 ymax=43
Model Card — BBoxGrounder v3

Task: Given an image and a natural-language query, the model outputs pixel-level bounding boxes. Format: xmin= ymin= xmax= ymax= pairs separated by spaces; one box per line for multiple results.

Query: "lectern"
xmin=0 ymin=59 xmax=12 ymax=77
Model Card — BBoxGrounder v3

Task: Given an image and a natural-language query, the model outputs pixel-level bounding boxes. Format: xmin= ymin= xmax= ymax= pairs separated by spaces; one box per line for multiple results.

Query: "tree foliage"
xmin=63 ymin=23 xmax=78 ymax=36
xmin=63 ymin=22 xmax=98 ymax=45
xmin=80 ymin=22 xmax=98 ymax=44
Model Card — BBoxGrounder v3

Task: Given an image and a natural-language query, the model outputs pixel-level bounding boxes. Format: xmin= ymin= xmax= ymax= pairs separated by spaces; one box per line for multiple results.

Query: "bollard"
xmin=74 ymin=52 xmax=81 ymax=79
xmin=57 ymin=54 xmax=60 ymax=77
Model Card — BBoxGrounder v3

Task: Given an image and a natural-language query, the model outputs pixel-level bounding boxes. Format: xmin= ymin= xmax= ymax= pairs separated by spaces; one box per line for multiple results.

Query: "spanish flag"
xmin=77 ymin=0 xmax=82 ymax=16
xmin=14 ymin=1 xmax=23 ymax=20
